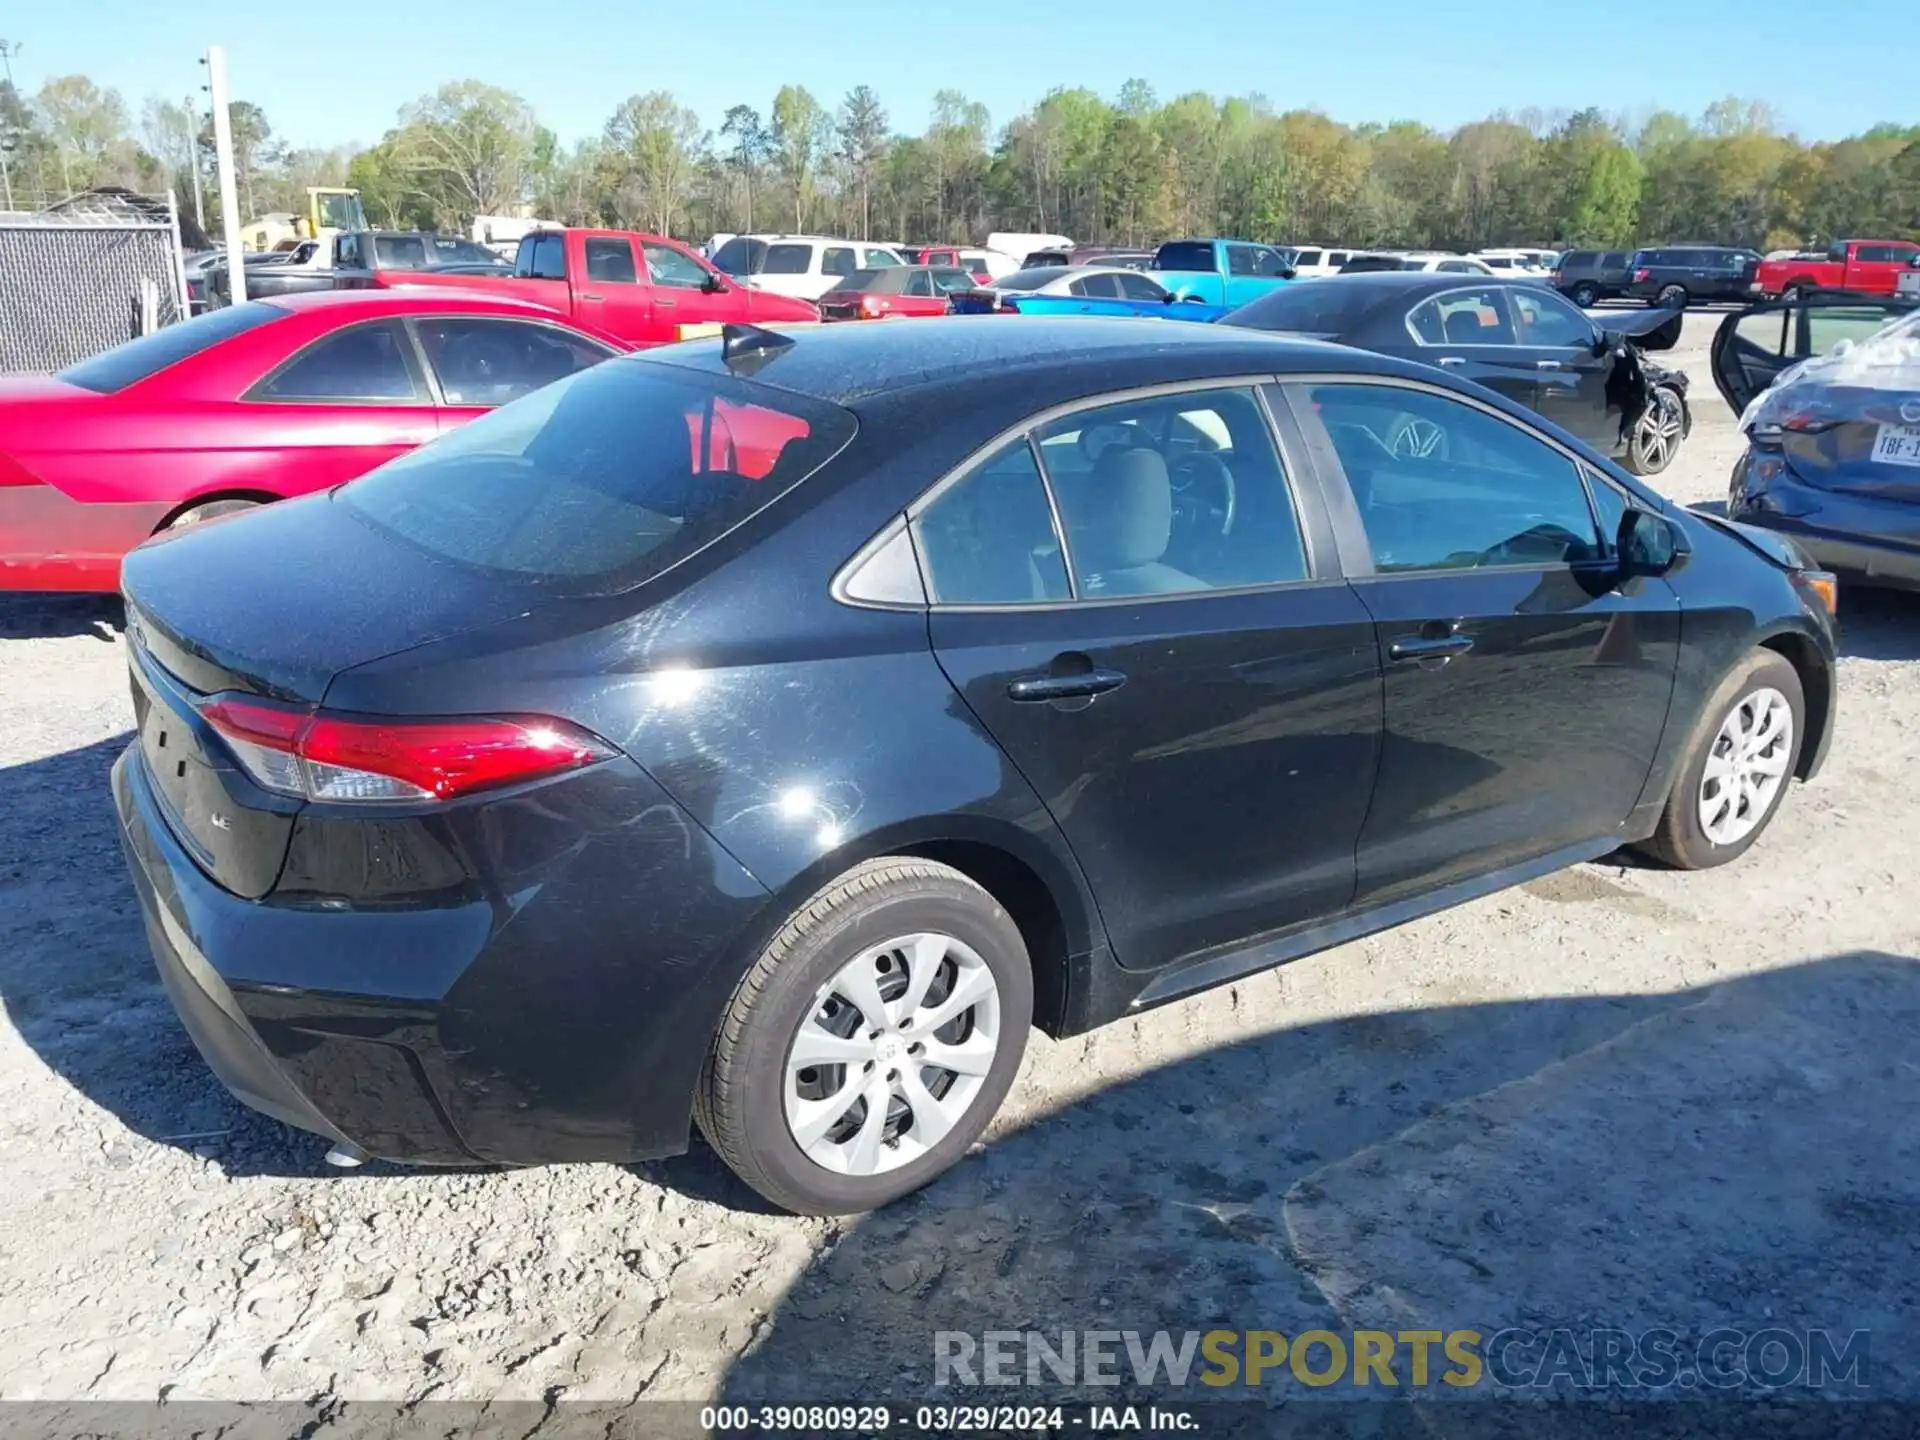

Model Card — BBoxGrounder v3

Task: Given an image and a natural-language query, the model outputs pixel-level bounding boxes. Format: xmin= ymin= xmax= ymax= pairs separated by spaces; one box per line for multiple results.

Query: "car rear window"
xmin=373 ymin=235 xmax=433 ymax=269
xmin=1155 ymin=242 xmax=1216 ymax=273
xmin=994 ymin=268 xmax=1065 ymax=292
xmin=57 ymin=302 xmax=288 ymax=394
xmin=836 ymin=268 xmax=904 ymax=294
xmin=337 ymin=358 xmax=857 ymax=596
xmin=1222 ymin=281 xmax=1385 ymax=334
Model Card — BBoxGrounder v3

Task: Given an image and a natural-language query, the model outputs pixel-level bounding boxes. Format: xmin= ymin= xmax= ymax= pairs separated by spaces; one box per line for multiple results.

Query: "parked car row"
xmin=1551 ymin=240 xmax=1920 ymax=310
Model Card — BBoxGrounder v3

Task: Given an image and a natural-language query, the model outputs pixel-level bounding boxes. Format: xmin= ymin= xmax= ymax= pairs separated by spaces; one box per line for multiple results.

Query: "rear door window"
xmin=340 ymin=360 xmax=857 ymax=594
xmin=914 ymin=442 xmax=1070 ymax=605
xmin=413 ymin=318 xmax=614 ymax=407
xmin=1117 ymin=272 xmax=1167 ymax=301
xmin=1407 ymin=287 xmax=1516 ymax=345
xmin=762 ymin=244 xmax=813 ymax=275
xmin=1071 ymin=272 xmax=1124 ymax=298
xmin=251 ymin=320 xmax=424 ymax=403
xmin=584 ymin=237 xmax=638 ymax=283
xmin=823 ymin=246 xmax=856 ymax=277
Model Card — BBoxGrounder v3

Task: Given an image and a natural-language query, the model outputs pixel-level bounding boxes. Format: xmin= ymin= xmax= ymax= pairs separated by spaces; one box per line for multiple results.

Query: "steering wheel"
xmin=1170 ymin=453 xmax=1237 ymax=538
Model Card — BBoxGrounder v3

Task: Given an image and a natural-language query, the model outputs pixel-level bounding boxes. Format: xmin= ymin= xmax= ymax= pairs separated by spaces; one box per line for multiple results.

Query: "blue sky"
xmin=3 ymin=0 xmax=1907 ymax=149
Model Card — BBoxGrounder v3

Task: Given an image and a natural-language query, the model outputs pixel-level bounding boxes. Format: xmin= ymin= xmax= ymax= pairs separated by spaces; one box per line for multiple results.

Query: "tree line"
xmin=3 ymin=70 xmax=1918 ymax=254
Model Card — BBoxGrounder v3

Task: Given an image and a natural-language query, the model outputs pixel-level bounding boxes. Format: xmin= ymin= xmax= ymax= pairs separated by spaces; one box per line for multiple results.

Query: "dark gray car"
xmin=1553 ymin=249 xmax=1633 ymax=307
xmin=1721 ymin=289 xmax=1920 ymax=587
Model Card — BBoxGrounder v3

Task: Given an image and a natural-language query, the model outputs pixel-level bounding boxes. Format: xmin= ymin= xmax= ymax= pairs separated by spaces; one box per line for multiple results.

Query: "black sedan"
xmin=113 ymin=317 xmax=1837 ymax=1214
xmin=1222 ymin=273 xmax=1690 ymax=475
xmin=1720 ymin=289 xmax=1920 ymax=587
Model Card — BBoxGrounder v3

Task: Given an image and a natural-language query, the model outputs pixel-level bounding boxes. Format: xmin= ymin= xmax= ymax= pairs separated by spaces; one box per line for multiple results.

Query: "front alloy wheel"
xmin=1627 ymin=389 xmax=1686 ymax=475
xmin=695 ymin=857 xmax=1033 ymax=1214
xmin=1639 ymin=650 xmax=1806 ymax=869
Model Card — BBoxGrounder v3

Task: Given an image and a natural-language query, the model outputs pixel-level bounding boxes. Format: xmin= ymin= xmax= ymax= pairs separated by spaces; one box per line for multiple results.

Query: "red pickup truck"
xmin=380 ymin=228 xmax=819 ymax=346
xmin=1755 ymin=239 xmax=1920 ymax=298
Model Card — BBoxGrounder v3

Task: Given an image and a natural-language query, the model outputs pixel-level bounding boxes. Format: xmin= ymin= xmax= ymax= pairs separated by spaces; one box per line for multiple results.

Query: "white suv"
xmin=708 ymin=235 xmax=911 ymax=300
xmin=1287 ymin=245 xmax=1356 ymax=278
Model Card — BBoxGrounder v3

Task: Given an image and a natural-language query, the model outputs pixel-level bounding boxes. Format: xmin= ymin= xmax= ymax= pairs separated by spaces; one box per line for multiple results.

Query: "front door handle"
xmin=1388 ymin=634 xmax=1474 ymax=662
xmin=657 ymin=297 xmax=678 ymax=308
xmin=1536 ymin=359 xmax=1564 ymax=370
xmin=1007 ymin=667 xmax=1128 ymax=702
xmin=1438 ymin=356 xmax=1466 ymax=367
xmin=581 ymin=291 xmax=606 ymax=301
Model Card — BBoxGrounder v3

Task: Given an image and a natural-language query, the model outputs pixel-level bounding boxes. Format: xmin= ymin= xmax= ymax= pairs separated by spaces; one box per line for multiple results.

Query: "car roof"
xmin=1285 ymin=272 xmax=1538 ymax=298
xmin=259 ymin=288 xmax=566 ymax=320
xmin=644 ymin=314 xmax=1426 ymax=409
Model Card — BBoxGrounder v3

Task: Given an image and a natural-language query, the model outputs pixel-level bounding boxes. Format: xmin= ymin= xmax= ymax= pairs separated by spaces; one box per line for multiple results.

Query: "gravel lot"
xmin=3 ymin=310 xmax=1918 ymax=1417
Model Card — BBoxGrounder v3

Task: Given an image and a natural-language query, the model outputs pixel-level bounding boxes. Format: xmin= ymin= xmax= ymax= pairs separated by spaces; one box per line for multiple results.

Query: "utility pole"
xmin=184 ymin=92 xmax=205 ymax=232
xmin=202 ymin=46 xmax=245 ymax=302
xmin=0 ymin=41 xmax=20 ymax=213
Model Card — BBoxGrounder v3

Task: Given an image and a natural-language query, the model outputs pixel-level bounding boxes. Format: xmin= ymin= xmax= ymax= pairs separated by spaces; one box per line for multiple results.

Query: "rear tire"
xmin=1638 ymin=650 xmax=1804 ymax=870
xmin=163 ymin=497 xmax=261 ymax=531
xmin=1571 ymin=282 xmax=1599 ymax=308
xmin=694 ymin=857 xmax=1033 ymax=1215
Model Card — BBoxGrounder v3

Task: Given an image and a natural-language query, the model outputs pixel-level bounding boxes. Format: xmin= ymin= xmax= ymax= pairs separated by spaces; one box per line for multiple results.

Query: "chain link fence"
xmin=0 ymin=195 xmax=189 ymax=374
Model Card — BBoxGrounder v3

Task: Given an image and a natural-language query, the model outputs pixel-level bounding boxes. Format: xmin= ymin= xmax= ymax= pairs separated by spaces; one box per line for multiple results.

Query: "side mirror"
xmin=1619 ymin=508 xmax=1688 ymax=578
xmin=702 ymin=271 xmax=728 ymax=294
xmin=1181 ymin=293 xmax=1209 ymax=305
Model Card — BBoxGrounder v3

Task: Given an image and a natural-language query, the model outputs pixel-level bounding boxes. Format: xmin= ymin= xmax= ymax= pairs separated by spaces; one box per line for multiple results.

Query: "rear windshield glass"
xmin=373 ymin=234 xmax=433 ymax=269
xmin=337 ymin=359 xmax=857 ymax=595
xmin=57 ymin=302 xmax=287 ymax=394
xmin=836 ymin=268 xmax=902 ymax=294
xmin=1155 ymin=242 xmax=1216 ymax=272
xmin=994 ymin=268 xmax=1065 ymax=292
xmin=1222 ymin=281 xmax=1384 ymax=334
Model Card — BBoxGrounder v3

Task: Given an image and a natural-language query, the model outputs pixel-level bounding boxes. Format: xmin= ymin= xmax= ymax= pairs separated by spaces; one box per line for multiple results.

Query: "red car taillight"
xmin=859 ymin=294 xmax=888 ymax=319
xmin=1633 ymin=268 xmax=1651 ymax=283
xmin=199 ymin=695 xmax=615 ymax=803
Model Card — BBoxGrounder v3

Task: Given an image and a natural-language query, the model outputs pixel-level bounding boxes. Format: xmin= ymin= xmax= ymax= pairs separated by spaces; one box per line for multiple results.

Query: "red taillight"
xmin=198 ymin=695 xmax=615 ymax=804
xmin=859 ymin=294 xmax=888 ymax=318
xmin=1633 ymin=268 xmax=1651 ymax=283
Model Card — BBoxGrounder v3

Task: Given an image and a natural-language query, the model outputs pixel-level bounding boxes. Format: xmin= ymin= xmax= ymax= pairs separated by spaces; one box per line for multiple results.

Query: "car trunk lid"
xmin=120 ymin=493 xmax=549 ymax=897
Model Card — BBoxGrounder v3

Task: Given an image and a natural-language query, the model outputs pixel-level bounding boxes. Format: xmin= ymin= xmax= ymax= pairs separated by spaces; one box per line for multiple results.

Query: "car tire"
xmin=1638 ymin=650 xmax=1805 ymax=871
xmin=1571 ymin=282 xmax=1599 ymax=308
xmin=1625 ymin=387 xmax=1686 ymax=476
xmin=1656 ymin=284 xmax=1688 ymax=310
xmin=164 ymin=497 xmax=261 ymax=530
xmin=694 ymin=856 xmax=1034 ymax=1215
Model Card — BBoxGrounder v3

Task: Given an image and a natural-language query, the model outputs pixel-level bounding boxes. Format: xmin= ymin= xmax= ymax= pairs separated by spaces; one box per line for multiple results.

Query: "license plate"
xmin=1872 ymin=423 xmax=1920 ymax=467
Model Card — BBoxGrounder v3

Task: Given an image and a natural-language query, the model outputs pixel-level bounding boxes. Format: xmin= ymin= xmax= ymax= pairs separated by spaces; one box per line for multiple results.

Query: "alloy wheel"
xmin=1697 ymin=687 xmax=1794 ymax=847
xmin=783 ymin=932 xmax=1002 ymax=1177
xmin=1632 ymin=391 xmax=1685 ymax=473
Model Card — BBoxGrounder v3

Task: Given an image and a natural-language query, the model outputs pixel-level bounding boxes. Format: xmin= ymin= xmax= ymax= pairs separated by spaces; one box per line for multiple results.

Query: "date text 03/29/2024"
xmin=700 ymin=1404 xmax=1198 ymax=1432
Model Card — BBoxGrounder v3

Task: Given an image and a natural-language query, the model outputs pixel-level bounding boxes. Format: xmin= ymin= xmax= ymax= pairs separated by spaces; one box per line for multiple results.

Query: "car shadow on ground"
xmin=717 ymin=949 xmax=1920 ymax=1424
xmin=0 ymin=592 xmax=122 ymax=642
xmin=1838 ymin=587 xmax=1920 ymax=661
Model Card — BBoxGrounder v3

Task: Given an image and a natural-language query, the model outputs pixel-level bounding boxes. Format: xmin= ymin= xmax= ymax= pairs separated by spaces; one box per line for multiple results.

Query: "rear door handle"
xmin=1388 ymin=635 xmax=1474 ymax=662
xmin=1536 ymin=359 xmax=1563 ymax=370
xmin=1008 ymin=667 xmax=1128 ymax=702
xmin=657 ymin=297 xmax=678 ymax=308
xmin=581 ymin=292 xmax=605 ymax=301
xmin=1438 ymin=356 xmax=1466 ymax=367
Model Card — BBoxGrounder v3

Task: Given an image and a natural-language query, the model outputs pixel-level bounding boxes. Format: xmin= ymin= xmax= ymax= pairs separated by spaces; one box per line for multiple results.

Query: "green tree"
xmin=392 ymin=81 xmax=538 ymax=227
xmin=836 ymin=86 xmax=888 ymax=240
xmin=603 ymin=91 xmax=704 ymax=236
xmin=770 ymin=85 xmax=830 ymax=231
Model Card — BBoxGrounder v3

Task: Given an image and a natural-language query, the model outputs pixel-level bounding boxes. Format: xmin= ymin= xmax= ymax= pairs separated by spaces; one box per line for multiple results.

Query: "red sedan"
xmin=0 ymin=290 xmax=626 ymax=592
xmin=818 ymin=266 xmax=977 ymax=322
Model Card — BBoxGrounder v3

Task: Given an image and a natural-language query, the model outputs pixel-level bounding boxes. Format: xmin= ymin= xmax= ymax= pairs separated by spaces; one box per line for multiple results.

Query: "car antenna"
xmin=721 ymin=322 xmax=796 ymax=375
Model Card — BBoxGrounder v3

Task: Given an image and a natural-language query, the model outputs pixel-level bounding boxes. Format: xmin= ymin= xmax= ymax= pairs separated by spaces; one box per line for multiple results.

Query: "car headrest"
xmin=1078 ymin=446 xmax=1172 ymax=571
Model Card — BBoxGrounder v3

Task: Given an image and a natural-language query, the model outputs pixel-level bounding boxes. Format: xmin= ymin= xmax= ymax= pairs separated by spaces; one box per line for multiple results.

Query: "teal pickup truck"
xmin=1149 ymin=238 xmax=1295 ymax=307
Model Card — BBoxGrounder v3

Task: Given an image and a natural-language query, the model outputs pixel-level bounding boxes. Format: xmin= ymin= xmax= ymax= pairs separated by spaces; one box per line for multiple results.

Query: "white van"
xmin=708 ymin=235 xmax=911 ymax=300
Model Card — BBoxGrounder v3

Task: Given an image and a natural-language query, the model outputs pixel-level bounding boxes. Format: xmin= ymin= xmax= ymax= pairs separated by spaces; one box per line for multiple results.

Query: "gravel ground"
xmin=3 ymin=310 xmax=1917 ymax=1420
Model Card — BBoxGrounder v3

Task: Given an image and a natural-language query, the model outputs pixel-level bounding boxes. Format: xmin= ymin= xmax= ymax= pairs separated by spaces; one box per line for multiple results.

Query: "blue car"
xmin=949 ymin=265 xmax=1226 ymax=322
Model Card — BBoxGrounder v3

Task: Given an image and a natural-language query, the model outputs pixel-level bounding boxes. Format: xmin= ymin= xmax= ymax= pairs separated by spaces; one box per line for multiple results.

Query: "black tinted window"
xmin=822 ymin=246 xmax=856 ymax=277
xmin=1224 ymin=281 xmax=1383 ymax=335
xmin=1117 ymin=272 xmax=1166 ymax=301
xmin=256 ymin=321 xmax=421 ymax=402
xmin=1602 ymin=252 xmax=1628 ymax=268
xmin=915 ymin=441 xmax=1069 ymax=604
xmin=1035 ymin=388 xmax=1308 ymax=596
xmin=519 ymin=233 xmax=567 ymax=280
xmin=584 ymin=238 xmax=637 ymax=283
xmin=1307 ymin=384 xmax=1601 ymax=572
xmin=341 ymin=361 xmax=856 ymax=594
xmin=415 ymin=318 xmax=612 ymax=407
xmin=1407 ymin=288 xmax=1514 ymax=345
xmin=995 ymin=268 xmax=1065 ymax=292
xmin=1155 ymin=242 xmax=1216 ymax=273
xmin=711 ymin=237 xmax=765 ymax=275
xmin=1561 ymin=251 xmax=1597 ymax=268
xmin=58 ymin=303 xmax=287 ymax=393
xmin=763 ymin=244 xmax=812 ymax=275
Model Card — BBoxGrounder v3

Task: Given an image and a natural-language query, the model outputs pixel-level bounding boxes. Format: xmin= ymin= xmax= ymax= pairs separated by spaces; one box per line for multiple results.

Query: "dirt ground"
xmin=3 ymin=310 xmax=1918 ymax=1420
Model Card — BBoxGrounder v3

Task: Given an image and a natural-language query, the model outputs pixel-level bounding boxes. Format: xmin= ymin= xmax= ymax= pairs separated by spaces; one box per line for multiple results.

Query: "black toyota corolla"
xmin=114 ymin=317 xmax=1839 ymax=1214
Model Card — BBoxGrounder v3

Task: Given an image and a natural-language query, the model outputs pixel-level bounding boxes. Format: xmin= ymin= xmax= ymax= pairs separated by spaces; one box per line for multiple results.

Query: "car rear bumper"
xmin=1730 ymin=462 xmax=1920 ymax=589
xmin=0 ymin=483 xmax=170 ymax=592
xmin=113 ymin=740 xmax=770 ymax=1167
